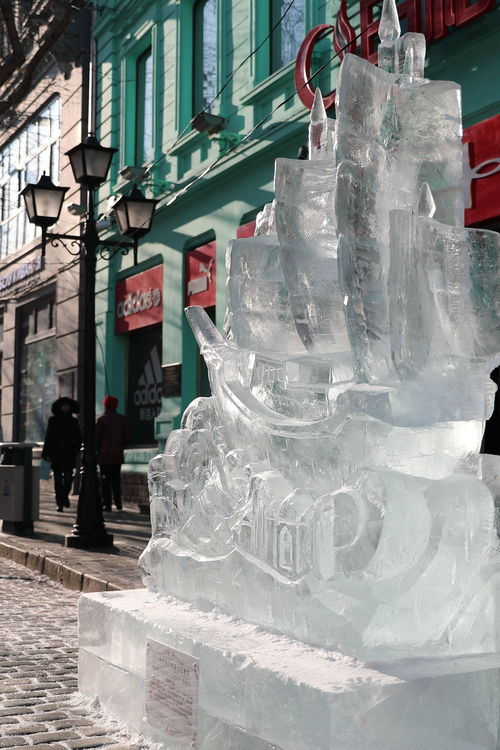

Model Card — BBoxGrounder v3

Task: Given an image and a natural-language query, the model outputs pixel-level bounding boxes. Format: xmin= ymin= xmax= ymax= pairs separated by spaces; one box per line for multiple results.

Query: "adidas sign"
xmin=134 ymin=344 xmax=163 ymax=420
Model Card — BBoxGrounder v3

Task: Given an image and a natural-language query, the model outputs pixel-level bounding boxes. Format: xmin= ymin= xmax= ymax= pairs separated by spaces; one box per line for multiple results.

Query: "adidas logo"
xmin=134 ymin=344 xmax=162 ymax=420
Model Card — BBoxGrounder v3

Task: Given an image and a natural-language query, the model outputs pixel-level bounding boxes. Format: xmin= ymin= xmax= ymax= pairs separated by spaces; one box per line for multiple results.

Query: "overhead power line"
xmin=144 ymin=0 xmax=299 ymax=178
xmin=160 ymin=23 xmax=369 ymax=212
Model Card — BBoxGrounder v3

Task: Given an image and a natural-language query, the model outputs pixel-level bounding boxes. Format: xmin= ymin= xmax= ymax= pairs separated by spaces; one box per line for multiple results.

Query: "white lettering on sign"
xmin=145 ymin=639 xmax=199 ymax=747
xmin=0 ymin=255 xmax=43 ymax=291
xmin=133 ymin=344 xmax=163 ymax=419
xmin=187 ymin=276 xmax=208 ymax=296
xmin=116 ymin=287 xmax=161 ymax=319
xmin=463 ymin=142 xmax=500 ymax=209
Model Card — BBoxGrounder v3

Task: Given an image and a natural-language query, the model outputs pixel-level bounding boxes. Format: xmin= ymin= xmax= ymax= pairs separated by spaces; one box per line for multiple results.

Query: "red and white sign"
xmin=464 ymin=114 xmax=500 ymax=225
xmin=115 ymin=264 xmax=163 ymax=334
xmin=185 ymin=241 xmax=216 ymax=308
xmin=295 ymin=0 xmax=497 ymax=110
xmin=293 ymin=1 xmax=500 ymax=224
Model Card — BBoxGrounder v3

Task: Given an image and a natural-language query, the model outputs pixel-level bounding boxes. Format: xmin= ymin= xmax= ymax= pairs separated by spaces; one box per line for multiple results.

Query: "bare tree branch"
xmin=0 ymin=0 xmax=24 ymax=58
xmin=0 ymin=0 xmax=81 ymax=119
xmin=0 ymin=0 xmax=26 ymax=86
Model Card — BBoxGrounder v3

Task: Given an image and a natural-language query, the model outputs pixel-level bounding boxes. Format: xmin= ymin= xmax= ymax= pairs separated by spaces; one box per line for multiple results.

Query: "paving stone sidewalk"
xmin=0 ymin=557 xmax=153 ymax=749
xmin=0 ymin=483 xmax=151 ymax=593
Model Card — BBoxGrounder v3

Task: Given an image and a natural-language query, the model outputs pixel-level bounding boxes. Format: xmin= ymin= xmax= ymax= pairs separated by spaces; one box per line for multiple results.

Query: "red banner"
xmin=296 ymin=0 xmax=497 ymax=110
xmin=185 ymin=241 xmax=216 ymax=308
xmin=115 ymin=264 xmax=163 ymax=334
xmin=464 ymin=114 xmax=500 ymax=226
xmin=236 ymin=220 xmax=256 ymax=238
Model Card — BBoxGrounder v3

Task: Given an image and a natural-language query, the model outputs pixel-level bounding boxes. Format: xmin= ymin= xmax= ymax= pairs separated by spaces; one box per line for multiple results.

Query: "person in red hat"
xmin=96 ymin=396 xmax=129 ymax=511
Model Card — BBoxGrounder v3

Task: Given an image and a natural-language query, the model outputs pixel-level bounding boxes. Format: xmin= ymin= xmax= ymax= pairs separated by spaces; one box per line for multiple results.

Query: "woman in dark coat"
xmin=42 ymin=397 xmax=81 ymax=511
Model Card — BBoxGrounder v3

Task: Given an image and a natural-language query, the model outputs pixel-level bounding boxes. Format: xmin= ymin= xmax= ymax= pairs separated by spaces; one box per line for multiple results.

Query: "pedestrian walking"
xmin=96 ymin=395 xmax=129 ymax=511
xmin=42 ymin=397 xmax=81 ymax=511
xmin=481 ymin=366 xmax=500 ymax=454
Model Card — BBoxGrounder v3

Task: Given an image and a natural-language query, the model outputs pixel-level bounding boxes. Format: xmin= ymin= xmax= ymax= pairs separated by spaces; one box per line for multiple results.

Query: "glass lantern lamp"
xmin=20 ymin=172 xmax=68 ymax=228
xmin=113 ymin=185 xmax=158 ymax=239
xmin=66 ymin=135 xmax=118 ymax=188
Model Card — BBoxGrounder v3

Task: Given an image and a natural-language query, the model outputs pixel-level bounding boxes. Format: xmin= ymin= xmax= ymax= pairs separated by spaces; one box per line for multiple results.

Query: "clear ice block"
xmin=139 ymin=14 xmax=500 ymax=666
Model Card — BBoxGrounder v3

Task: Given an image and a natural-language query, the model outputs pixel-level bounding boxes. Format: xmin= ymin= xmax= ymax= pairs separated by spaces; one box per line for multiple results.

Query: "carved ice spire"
xmin=417 ymin=182 xmax=436 ymax=218
xmin=378 ymin=0 xmax=400 ymax=73
xmin=398 ymin=33 xmax=426 ymax=81
xmin=400 ymin=46 xmax=415 ymax=86
xmin=311 ymin=87 xmax=327 ymax=122
xmin=309 ymin=88 xmax=328 ymax=160
xmin=379 ymin=0 xmax=401 ymax=42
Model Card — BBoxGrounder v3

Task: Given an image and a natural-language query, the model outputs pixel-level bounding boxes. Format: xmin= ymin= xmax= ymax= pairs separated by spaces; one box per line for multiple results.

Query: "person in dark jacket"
xmin=42 ymin=397 xmax=81 ymax=511
xmin=481 ymin=367 xmax=500 ymax=454
xmin=96 ymin=396 xmax=129 ymax=511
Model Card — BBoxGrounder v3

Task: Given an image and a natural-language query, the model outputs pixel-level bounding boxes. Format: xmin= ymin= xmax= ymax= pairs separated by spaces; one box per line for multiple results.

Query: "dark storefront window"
xmin=17 ymin=297 xmax=56 ymax=442
xmin=270 ymin=0 xmax=305 ymax=73
xmin=127 ymin=324 xmax=162 ymax=446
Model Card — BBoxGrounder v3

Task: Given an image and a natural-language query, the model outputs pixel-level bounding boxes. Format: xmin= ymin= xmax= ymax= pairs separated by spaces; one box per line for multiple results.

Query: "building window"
xmin=17 ymin=297 xmax=57 ymax=442
xmin=0 ymin=98 xmax=60 ymax=259
xmin=270 ymin=0 xmax=305 ymax=73
xmin=192 ymin=0 xmax=217 ymax=114
xmin=135 ymin=48 xmax=153 ymax=165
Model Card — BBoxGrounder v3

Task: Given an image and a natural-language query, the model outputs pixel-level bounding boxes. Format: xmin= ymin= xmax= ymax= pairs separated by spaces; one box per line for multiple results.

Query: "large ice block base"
xmin=78 ymin=588 xmax=500 ymax=749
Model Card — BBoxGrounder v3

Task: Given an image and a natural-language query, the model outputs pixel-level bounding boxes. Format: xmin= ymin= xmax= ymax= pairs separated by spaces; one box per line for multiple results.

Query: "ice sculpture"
xmin=140 ymin=2 xmax=500 ymax=660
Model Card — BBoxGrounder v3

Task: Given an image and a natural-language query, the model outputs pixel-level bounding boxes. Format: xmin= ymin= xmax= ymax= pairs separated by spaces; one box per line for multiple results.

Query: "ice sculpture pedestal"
xmin=78 ymin=589 xmax=500 ymax=749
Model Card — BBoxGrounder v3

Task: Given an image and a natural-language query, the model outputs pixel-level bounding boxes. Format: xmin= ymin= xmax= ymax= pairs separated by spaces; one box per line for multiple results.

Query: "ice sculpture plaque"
xmin=145 ymin=639 xmax=199 ymax=745
xmin=140 ymin=0 xmax=500 ymax=661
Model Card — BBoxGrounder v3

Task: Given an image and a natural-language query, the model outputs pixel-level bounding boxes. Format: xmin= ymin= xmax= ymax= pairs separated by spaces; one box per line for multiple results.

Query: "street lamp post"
xmin=21 ymin=135 xmax=158 ymax=548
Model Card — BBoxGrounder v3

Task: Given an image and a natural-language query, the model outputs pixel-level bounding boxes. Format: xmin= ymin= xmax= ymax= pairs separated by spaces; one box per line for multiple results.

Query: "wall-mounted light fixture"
xmin=120 ymin=165 xmax=148 ymax=181
xmin=192 ymin=112 xmax=228 ymax=135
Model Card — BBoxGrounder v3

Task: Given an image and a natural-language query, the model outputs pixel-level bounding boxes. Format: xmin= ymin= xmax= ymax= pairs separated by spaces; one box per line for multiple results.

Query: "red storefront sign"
xmin=295 ymin=0 xmax=497 ymax=110
xmin=295 ymin=25 xmax=338 ymax=110
xmin=464 ymin=114 xmax=500 ymax=226
xmin=185 ymin=241 xmax=216 ymax=308
xmin=115 ymin=264 xmax=163 ymax=334
xmin=236 ymin=220 xmax=256 ymax=238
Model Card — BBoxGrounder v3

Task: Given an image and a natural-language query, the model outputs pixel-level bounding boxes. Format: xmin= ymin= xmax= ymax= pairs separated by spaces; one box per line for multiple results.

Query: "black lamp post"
xmin=21 ymin=135 xmax=158 ymax=548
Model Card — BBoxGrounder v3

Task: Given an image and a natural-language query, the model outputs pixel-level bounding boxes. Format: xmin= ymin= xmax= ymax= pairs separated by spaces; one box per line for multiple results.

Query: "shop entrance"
xmin=115 ymin=264 xmax=164 ymax=447
xmin=126 ymin=324 xmax=162 ymax=447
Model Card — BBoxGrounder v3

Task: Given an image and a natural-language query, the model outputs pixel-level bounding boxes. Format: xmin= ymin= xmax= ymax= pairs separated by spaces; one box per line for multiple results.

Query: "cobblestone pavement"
xmin=0 ymin=558 xmax=152 ymax=749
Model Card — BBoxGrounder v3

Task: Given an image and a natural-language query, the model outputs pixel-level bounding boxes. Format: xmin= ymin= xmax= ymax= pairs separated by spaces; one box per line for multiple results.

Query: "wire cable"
xmin=144 ymin=0 xmax=299 ymax=177
xmin=3 ymin=11 xmax=365 ymax=258
xmin=161 ymin=23 xmax=368 ymax=211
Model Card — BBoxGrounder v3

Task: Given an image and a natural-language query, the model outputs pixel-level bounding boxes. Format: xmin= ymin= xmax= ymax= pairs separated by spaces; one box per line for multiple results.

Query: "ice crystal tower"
xmin=141 ymin=1 xmax=500 ymax=659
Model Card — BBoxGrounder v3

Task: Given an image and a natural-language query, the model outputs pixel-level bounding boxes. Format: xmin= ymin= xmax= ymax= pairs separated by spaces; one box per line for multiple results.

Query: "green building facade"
xmin=92 ymin=0 xmax=500 ymax=503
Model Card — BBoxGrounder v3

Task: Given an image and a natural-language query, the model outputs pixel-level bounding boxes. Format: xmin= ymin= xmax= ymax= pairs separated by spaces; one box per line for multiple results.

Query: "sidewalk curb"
xmin=0 ymin=540 xmax=126 ymax=592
